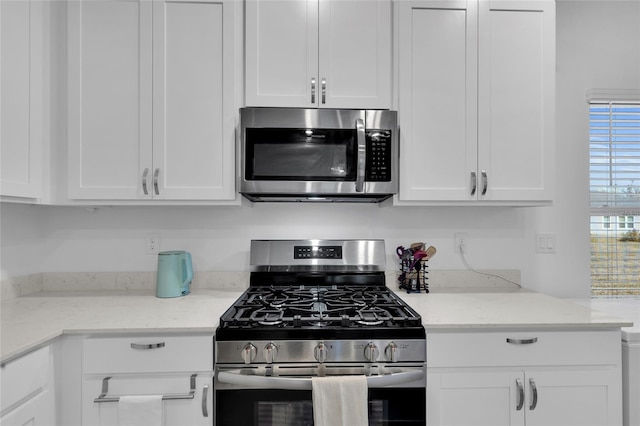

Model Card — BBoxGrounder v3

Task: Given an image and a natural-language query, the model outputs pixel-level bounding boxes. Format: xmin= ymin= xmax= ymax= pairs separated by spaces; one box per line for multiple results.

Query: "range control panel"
xmin=294 ymin=245 xmax=343 ymax=259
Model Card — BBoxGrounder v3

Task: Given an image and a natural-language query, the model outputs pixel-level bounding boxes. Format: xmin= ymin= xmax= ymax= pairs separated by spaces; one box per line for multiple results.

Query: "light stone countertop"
xmin=0 ymin=289 xmax=244 ymax=364
xmin=1 ymin=288 xmax=633 ymax=364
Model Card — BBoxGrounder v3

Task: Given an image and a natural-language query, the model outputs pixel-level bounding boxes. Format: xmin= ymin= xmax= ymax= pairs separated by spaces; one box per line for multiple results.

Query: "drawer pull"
xmin=94 ymin=374 xmax=197 ymax=403
xmin=506 ymin=337 xmax=538 ymax=345
xmin=130 ymin=342 xmax=165 ymax=350
xmin=202 ymin=384 xmax=209 ymax=417
xmin=515 ymin=378 xmax=524 ymax=410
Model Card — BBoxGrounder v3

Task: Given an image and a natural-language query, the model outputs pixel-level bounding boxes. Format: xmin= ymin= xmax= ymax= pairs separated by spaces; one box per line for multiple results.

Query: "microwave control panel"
xmin=365 ymin=130 xmax=392 ymax=182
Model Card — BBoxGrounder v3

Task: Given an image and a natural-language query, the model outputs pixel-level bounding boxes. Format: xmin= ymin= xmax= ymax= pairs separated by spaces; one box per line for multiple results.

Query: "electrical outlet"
xmin=146 ymin=234 xmax=160 ymax=255
xmin=455 ymin=233 xmax=467 ymax=254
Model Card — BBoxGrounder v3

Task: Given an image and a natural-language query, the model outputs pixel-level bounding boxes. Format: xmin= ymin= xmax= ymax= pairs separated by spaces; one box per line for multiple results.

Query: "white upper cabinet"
xmin=67 ymin=0 xmax=237 ymax=202
xmin=397 ymin=0 xmax=555 ymax=204
xmin=245 ymin=0 xmax=391 ymax=109
xmin=0 ymin=0 xmax=45 ymax=200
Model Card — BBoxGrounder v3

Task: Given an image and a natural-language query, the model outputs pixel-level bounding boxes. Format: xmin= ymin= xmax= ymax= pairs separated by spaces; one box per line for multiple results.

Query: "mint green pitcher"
xmin=156 ymin=251 xmax=193 ymax=298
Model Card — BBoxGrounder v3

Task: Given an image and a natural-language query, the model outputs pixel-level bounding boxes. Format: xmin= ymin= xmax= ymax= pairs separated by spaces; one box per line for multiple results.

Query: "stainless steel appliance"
xmin=240 ymin=108 xmax=398 ymax=202
xmin=214 ymin=239 xmax=426 ymax=425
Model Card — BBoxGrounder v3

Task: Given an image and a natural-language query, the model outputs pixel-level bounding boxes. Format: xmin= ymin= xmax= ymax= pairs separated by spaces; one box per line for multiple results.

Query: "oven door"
xmin=214 ymin=364 xmax=426 ymax=426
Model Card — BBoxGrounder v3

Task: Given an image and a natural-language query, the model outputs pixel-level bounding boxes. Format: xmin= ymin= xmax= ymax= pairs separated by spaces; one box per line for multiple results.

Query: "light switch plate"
xmin=536 ymin=233 xmax=556 ymax=253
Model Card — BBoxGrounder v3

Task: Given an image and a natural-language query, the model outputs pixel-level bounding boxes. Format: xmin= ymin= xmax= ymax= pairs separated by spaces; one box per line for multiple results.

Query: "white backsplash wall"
xmin=2 ymin=202 xmax=530 ymax=279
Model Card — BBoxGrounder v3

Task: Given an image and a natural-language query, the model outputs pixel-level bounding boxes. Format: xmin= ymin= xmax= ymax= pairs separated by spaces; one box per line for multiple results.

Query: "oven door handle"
xmin=217 ymin=370 xmax=424 ymax=390
xmin=355 ymin=117 xmax=366 ymax=193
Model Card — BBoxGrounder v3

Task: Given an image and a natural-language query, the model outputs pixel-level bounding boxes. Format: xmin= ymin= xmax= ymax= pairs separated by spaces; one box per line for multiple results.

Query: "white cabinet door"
xmin=525 ymin=369 xmax=621 ymax=426
xmin=245 ymin=0 xmax=391 ymax=109
xmin=0 ymin=390 xmax=54 ymax=426
xmin=0 ymin=346 xmax=55 ymax=426
xmin=0 ymin=0 xmax=44 ymax=199
xmin=68 ymin=0 xmax=236 ymax=202
xmin=318 ymin=0 xmax=391 ymax=109
xmin=67 ymin=0 xmax=153 ymax=200
xmin=396 ymin=0 xmax=554 ymax=204
xmin=245 ymin=0 xmax=318 ymax=107
xmin=152 ymin=0 xmax=236 ymax=200
xmin=477 ymin=0 xmax=555 ymax=202
xmin=397 ymin=0 xmax=477 ymax=201
xmin=81 ymin=374 xmax=213 ymax=426
xmin=428 ymin=369 xmax=621 ymax=426
xmin=427 ymin=370 xmax=524 ymax=426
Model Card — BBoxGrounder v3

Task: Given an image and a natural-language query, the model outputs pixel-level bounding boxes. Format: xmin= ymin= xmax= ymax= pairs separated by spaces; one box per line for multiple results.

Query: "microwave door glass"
xmin=246 ymin=128 xmax=356 ymax=181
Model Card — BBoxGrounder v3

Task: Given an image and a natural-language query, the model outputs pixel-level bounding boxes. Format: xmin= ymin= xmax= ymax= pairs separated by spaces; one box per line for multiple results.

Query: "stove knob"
xmin=241 ymin=343 xmax=257 ymax=364
xmin=314 ymin=342 xmax=328 ymax=363
xmin=364 ymin=342 xmax=379 ymax=362
xmin=385 ymin=342 xmax=399 ymax=362
xmin=263 ymin=342 xmax=278 ymax=363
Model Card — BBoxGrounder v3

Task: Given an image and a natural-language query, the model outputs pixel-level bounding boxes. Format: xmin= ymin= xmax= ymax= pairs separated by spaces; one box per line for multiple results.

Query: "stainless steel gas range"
xmin=214 ymin=239 xmax=426 ymax=426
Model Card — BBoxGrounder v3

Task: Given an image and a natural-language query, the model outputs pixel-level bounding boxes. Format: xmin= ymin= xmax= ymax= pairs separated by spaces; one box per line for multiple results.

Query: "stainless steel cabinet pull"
xmin=130 ymin=342 xmax=165 ymax=350
xmin=153 ymin=168 xmax=160 ymax=195
xmin=355 ymin=118 xmax=366 ymax=193
xmin=470 ymin=171 xmax=477 ymax=196
xmin=202 ymin=384 xmax=209 ymax=417
xmin=516 ymin=379 xmax=524 ymax=411
xmin=321 ymin=78 xmax=326 ymax=104
xmin=506 ymin=337 xmax=538 ymax=345
xmin=529 ymin=379 xmax=538 ymax=410
xmin=311 ymin=78 xmax=316 ymax=104
xmin=481 ymin=170 xmax=488 ymax=195
xmin=142 ymin=168 xmax=150 ymax=195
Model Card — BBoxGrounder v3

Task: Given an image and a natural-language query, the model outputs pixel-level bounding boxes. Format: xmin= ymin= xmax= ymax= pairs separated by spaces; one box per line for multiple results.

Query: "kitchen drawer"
xmin=83 ymin=334 xmax=213 ymax=374
xmin=427 ymin=330 xmax=621 ymax=368
xmin=1 ymin=345 xmax=51 ymax=413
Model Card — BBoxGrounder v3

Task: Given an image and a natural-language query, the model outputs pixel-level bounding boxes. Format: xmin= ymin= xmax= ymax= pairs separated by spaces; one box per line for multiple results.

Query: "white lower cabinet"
xmin=427 ymin=330 xmax=623 ymax=426
xmin=0 ymin=345 xmax=55 ymax=426
xmin=80 ymin=334 xmax=213 ymax=425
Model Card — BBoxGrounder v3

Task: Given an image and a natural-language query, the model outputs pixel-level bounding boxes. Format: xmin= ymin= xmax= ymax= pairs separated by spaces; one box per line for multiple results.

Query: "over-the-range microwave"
xmin=239 ymin=108 xmax=398 ymax=202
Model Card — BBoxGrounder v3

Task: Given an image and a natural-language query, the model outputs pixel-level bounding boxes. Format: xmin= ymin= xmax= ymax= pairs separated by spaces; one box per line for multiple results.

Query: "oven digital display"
xmin=294 ymin=245 xmax=343 ymax=259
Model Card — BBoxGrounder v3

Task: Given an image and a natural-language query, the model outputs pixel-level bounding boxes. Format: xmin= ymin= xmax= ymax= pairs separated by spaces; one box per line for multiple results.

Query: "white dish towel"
xmin=118 ymin=395 xmax=163 ymax=426
xmin=311 ymin=375 xmax=368 ymax=426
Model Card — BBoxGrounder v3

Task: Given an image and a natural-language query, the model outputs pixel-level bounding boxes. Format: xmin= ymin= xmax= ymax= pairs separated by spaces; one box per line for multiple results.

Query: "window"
xmin=589 ymin=101 xmax=640 ymax=296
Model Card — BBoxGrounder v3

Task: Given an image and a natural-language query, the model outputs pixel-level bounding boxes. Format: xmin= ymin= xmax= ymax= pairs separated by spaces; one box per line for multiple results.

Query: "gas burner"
xmin=356 ymin=307 xmax=392 ymax=326
xmin=250 ymin=308 xmax=284 ymax=326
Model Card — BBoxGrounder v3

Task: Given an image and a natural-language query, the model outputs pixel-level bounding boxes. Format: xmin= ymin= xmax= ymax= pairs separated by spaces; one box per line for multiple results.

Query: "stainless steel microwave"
xmin=240 ymin=108 xmax=398 ymax=202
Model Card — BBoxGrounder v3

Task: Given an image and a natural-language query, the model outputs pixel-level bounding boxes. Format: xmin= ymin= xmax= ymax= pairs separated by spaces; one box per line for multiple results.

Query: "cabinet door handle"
xmin=529 ymin=379 xmax=538 ymax=410
xmin=153 ymin=168 xmax=160 ymax=195
xmin=516 ymin=379 xmax=524 ymax=411
xmin=130 ymin=342 xmax=165 ymax=350
xmin=481 ymin=170 xmax=488 ymax=195
xmin=321 ymin=78 xmax=326 ymax=104
xmin=202 ymin=384 xmax=209 ymax=417
xmin=506 ymin=337 xmax=538 ymax=345
xmin=470 ymin=171 xmax=477 ymax=196
xmin=142 ymin=168 xmax=150 ymax=195
xmin=311 ymin=78 xmax=316 ymax=104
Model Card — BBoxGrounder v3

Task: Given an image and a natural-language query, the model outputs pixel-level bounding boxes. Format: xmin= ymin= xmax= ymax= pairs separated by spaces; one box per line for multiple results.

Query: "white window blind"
xmin=589 ymin=102 xmax=640 ymax=296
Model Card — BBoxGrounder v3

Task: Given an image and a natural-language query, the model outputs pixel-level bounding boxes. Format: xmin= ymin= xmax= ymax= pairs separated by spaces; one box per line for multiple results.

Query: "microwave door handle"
xmin=355 ymin=118 xmax=366 ymax=193
xmin=217 ymin=370 xmax=424 ymax=390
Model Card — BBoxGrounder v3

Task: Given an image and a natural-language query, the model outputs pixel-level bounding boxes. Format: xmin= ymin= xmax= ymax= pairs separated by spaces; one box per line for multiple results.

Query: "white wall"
xmin=1 ymin=1 xmax=639 ymax=298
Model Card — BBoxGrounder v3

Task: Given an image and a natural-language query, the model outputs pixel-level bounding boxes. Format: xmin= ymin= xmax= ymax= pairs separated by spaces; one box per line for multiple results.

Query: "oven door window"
xmin=215 ymin=388 xmax=425 ymax=426
xmin=245 ymin=128 xmax=356 ymax=181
